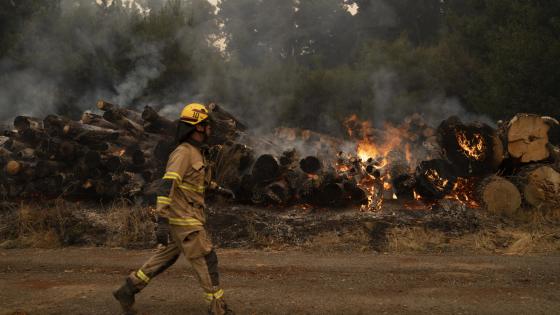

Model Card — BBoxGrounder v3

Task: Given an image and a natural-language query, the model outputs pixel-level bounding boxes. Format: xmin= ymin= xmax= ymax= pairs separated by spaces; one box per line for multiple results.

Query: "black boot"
xmin=208 ymin=302 xmax=235 ymax=315
xmin=113 ymin=279 xmax=139 ymax=315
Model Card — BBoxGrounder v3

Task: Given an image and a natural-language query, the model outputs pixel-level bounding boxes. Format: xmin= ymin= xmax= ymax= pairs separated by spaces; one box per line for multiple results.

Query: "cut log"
xmin=505 ymin=114 xmax=556 ymax=163
xmin=251 ymin=154 xmax=279 ymax=183
xmin=3 ymin=138 xmax=26 ymax=153
xmin=63 ymin=120 xmax=120 ymax=142
xmin=35 ymin=160 xmax=64 ymax=178
xmin=103 ymin=109 xmax=144 ymax=135
xmin=515 ymin=165 xmax=560 ymax=209
xmin=97 ymin=100 xmax=143 ymax=125
xmin=16 ymin=148 xmax=36 ymax=160
xmin=142 ymin=105 xmax=176 ymax=135
xmin=13 ymin=116 xmax=42 ymax=131
xmin=415 ymin=159 xmax=457 ymax=200
xmin=81 ymin=112 xmax=119 ymax=130
xmin=208 ymin=103 xmax=247 ymax=131
xmin=315 ymin=182 xmax=345 ymax=206
xmin=342 ymin=180 xmax=367 ymax=205
xmin=263 ymin=180 xmax=291 ymax=204
xmin=477 ymin=176 xmax=521 ymax=215
xmin=19 ymin=127 xmax=47 ymax=146
xmin=299 ymin=156 xmax=322 ymax=174
xmin=437 ymin=116 xmax=503 ymax=176
xmin=5 ymin=160 xmax=34 ymax=178
xmin=154 ymin=139 xmax=175 ymax=161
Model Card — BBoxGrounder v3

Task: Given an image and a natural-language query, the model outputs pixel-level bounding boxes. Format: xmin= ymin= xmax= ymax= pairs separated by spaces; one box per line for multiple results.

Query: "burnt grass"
xmin=1 ymin=199 xmax=559 ymax=254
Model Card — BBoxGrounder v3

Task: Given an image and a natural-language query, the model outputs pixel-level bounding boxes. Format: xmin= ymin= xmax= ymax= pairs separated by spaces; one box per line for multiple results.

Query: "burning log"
xmin=415 ymin=159 xmax=457 ymax=200
xmin=477 ymin=176 xmax=521 ymax=215
xmin=389 ymin=163 xmax=415 ymax=200
xmin=515 ymin=165 xmax=560 ymax=209
xmin=437 ymin=117 xmax=504 ymax=177
xmin=142 ymin=105 xmax=176 ymax=136
xmin=342 ymin=181 xmax=367 ymax=205
xmin=503 ymin=114 xmax=558 ymax=163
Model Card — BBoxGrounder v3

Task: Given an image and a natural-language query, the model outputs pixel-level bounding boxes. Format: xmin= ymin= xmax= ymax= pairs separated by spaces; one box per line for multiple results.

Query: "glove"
xmin=155 ymin=216 xmax=170 ymax=246
xmin=216 ymin=186 xmax=236 ymax=199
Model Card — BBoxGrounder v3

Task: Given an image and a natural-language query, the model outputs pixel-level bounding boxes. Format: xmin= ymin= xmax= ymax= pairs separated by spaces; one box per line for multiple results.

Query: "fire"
xmin=425 ymin=169 xmax=449 ymax=191
xmin=445 ymin=178 xmax=480 ymax=208
xmin=456 ymin=130 xmax=485 ymax=160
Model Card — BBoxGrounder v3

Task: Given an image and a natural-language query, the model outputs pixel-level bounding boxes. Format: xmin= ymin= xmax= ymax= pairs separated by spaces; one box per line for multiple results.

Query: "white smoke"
xmin=113 ymin=43 xmax=165 ymax=106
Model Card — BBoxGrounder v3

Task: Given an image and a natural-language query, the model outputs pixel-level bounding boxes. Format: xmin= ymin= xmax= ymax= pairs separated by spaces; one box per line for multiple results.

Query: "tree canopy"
xmin=1 ymin=0 xmax=559 ymax=132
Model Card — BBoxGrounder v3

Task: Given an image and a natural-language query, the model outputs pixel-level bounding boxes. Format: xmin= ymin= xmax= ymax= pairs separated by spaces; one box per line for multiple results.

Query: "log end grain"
xmin=478 ymin=176 xmax=521 ymax=215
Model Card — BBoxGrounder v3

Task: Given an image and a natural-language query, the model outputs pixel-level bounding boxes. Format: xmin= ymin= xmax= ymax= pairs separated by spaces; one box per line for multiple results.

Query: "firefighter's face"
xmin=195 ymin=123 xmax=212 ymax=142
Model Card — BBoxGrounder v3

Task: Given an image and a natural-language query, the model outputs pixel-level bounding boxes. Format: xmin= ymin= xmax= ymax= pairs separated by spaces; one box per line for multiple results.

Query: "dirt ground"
xmin=1 ymin=248 xmax=559 ymax=315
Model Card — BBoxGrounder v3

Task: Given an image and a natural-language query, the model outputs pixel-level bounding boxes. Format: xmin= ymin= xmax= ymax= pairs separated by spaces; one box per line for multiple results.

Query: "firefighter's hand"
xmin=155 ymin=216 xmax=170 ymax=246
xmin=216 ymin=186 xmax=236 ymax=199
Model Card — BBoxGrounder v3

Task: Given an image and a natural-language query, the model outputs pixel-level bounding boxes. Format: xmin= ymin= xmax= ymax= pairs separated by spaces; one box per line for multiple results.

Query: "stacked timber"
xmin=0 ymin=100 xmax=243 ymax=203
xmin=410 ymin=114 xmax=560 ymax=214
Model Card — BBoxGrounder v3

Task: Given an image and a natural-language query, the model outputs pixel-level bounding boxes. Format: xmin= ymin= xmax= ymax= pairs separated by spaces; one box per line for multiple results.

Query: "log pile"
xmin=0 ymin=100 xmax=241 ymax=203
xmin=410 ymin=114 xmax=560 ymax=214
xmin=1 ymin=102 xmax=558 ymax=216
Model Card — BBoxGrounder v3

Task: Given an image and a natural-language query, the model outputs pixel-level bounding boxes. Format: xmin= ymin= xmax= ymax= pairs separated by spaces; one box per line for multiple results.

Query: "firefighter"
xmin=113 ymin=103 xmax=235 ymax=315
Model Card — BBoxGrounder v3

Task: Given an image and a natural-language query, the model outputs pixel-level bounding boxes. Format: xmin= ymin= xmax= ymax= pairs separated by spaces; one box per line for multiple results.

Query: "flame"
xmin=425 ymin=169 xmax=449 ymax=191
xmin=456 ymin=130 xmax=485 ymax=160
xmin=445 ymin=178 xmax=480 ymax=208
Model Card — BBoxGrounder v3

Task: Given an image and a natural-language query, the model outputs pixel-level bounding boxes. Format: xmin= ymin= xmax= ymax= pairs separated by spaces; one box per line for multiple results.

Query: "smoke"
xmin=0 ymin=63 xmax=59 ymax=121
xmin=113 ymin=43 xmax=165 ymax=106
xmin=369 ymin=68 xmax=495 ymax=129
xmin=0 ymin=0 xmax=492 ymax=136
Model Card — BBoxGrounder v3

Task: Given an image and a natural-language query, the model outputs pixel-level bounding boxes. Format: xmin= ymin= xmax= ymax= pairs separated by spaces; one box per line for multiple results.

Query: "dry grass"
xmin=0 ymin=200 xmax=155 ymax=249
xmin=387 ymin=227 xmax=448 ymax=253
xmin=384 ymin=224 xmax=560 ymax=255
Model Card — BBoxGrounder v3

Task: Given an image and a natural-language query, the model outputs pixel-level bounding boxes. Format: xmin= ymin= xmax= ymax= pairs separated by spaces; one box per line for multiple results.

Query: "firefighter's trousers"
xmin=127 ymin=225 xmax=228 ymax=315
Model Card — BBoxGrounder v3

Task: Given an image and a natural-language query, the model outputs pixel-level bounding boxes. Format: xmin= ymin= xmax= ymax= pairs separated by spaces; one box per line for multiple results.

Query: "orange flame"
xmin=456 ymin=130 xmax=485 ymax=160
xmin=425 ymin=169 xmax=449 ymax=191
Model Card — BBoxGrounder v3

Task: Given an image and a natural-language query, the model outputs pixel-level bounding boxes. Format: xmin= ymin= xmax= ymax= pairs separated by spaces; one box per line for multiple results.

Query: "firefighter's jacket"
xmin=156 ymin=141 xmax=214 ymax=227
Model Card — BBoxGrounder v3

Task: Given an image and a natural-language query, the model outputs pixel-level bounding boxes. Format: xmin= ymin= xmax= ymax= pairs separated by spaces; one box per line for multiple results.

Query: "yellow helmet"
xmin=180 ymin=103 xmax=209 ymax=125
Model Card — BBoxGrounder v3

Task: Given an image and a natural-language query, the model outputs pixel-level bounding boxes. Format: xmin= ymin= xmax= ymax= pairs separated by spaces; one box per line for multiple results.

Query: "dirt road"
xmin=1 ymin=248 xmax=559 ymax=315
